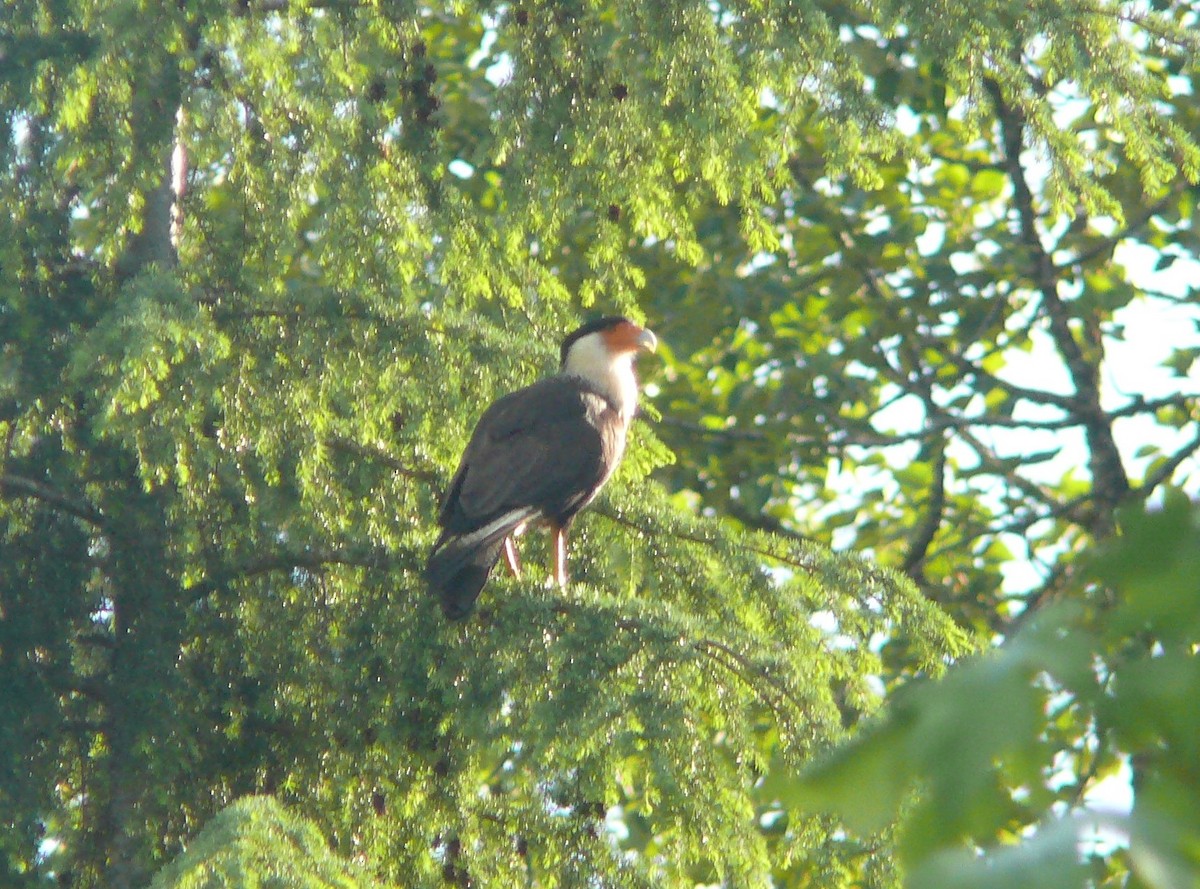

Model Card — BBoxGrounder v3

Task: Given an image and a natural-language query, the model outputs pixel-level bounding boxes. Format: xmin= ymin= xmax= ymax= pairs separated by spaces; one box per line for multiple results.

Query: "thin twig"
xmin=1134 ymin=427 xmax=1200 ymax=501
xmin=693 ymin=637 xmax=811 ymax=724
xmin=1055 ymin=185 xmax=1181 ymax=271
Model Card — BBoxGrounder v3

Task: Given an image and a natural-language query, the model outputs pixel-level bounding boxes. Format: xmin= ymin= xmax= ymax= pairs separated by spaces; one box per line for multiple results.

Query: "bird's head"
xmin=559 ymin=317 xmax=657 ymax=417
xmin=559 ymin=316 xmax=657 ymax=371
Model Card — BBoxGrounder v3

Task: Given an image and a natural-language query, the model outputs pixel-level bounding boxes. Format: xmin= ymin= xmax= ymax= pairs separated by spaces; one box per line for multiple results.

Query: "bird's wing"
xmin=439 ymin=378 xmax=613 ymax=530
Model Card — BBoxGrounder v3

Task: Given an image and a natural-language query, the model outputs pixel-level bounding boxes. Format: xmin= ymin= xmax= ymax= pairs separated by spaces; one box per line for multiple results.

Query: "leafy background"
xmin=1 ymin=1 xmax=1198 ymax=886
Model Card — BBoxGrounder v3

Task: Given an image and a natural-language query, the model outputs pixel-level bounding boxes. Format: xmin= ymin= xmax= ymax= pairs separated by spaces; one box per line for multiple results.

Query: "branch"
xmin=928 ymin=411 xmax=1090 ymax=432
xmin=1138 ymin=286 xmax=1200 ymax=306
xmin=987 ymin=491 xmax=1095 ymax=540
xmin=594 ymin=504 xmax=820 ymax=578
xmin=1112 ymin=6 xmax=1200 ymax=52
xmin=67 ymin=677 xmax=109 ymax=704
xmin=790 ymin=186 xmax=1181 ymax=429
xmin=1003 ymin=555 xmax=1084 ymax=632
xmin=955 ymin=427 xmax=1065 ymax=514
xmin=988 ymin=78 xmax=1130 ymax=520
xmin=186 ymin=545 xmax=404 ymax=602
xmin=924 ymin=149 xmax=1005 ymax=172
xmin=932 ymin=393 xmax=1194 ymax=434
xmin=920 ymin=339 xmax=1077 ymax=410
xmin=655 ymin=416 xmax=935 ymax=450
xmin=550 ymin=597 xmax=814 ymax=735
xmin=1133 ymin=426 xmax=1200 ymax=501
xmin=725 ymin=501 xmax=818 ymax=545
xmin=76 ymin=630 xmax=116 ymax=649
xmin=654 ymin=417 xmax=768 ymax=442
xmin=1108 ymin=393 xmax=1197 ymax=420
xmin=325 ymin=435 xmax=440 ymax=482
xmin=692 ymin=637 xmax=811 ymax=731
xmin=903 ymin=435 xmax=946 ymax=579
xmin=1 ymin=473 xmax=106 ymax=526
xmin=1055 ymin=185 xmax=1181 ymax=271
xmin=36 ymin=667 xmax=110 ymax=704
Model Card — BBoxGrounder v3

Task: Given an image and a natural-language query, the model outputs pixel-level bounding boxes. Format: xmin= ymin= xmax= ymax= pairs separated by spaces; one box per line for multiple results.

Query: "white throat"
xmin=562 ymin=332 xmax=639 ymax=421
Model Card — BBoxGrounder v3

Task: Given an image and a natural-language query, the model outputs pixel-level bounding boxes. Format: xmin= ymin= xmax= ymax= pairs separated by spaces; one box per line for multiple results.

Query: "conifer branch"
xmin=691 ymin=640 xmax=803 ymax=736
xmin=594 ymin=505 xmax=821 ymax=577
xmin=692 ymin=637 xmax=811 ymax=729
xmin=196 ymin=288 xmax=404 ymax=325
xmin=1109 ymin=5 xmax=1200 ymax=51
xmin=67 ymin=677 xmax=110 ymax=704
xmin=35 ymin=666 xmax=110 ymax=706
xmin=725 ymin=502 xmax=817 ymax=545
xmin=1054 ymin=185 xmax=1181 ymax=271
xmin=76 ymin=630 xmax=116 ymax=649
xmin=550 ymin=595 xmax=813 ymax=736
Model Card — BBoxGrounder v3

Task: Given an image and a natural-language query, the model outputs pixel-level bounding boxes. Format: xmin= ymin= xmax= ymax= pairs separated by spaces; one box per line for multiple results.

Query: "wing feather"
xmin=438 ymin=377 xmax=614 ymax=533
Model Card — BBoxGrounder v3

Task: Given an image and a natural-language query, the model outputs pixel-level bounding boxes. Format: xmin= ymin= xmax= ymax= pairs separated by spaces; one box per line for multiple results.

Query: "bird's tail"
xmin=424 ymin=508 xmax=538 ymax=619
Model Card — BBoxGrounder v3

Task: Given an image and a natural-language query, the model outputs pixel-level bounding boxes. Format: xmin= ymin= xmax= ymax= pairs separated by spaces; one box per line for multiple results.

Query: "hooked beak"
xmin=637 ymin=327 xmax=658 ymax=354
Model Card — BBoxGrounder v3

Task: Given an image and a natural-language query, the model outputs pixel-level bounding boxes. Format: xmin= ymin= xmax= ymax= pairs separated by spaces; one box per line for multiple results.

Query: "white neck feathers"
xmin=562 ymin=332 xmax=639 ymax=422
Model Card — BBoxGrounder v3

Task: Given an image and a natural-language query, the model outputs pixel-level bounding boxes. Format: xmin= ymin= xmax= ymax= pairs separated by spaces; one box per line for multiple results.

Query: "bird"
xmin=425 ymin=316 xmax=658 ymax=619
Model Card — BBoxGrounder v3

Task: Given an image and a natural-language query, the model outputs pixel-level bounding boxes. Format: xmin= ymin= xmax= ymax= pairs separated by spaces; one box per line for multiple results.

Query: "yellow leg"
xmin=552 ymin=525 xmax=568 ymax=589
xmin=503 ymin=536 xmax=522 ymax=579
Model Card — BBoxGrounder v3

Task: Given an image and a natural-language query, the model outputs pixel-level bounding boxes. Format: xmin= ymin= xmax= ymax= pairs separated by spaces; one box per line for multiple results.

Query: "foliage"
xmin=781 ymin=495 xmax=1200 ymax=888
xmin=1 ymin=0 xmax=1198 ymax=887
xmin=150 ymin=796 xmax=380 ymax=889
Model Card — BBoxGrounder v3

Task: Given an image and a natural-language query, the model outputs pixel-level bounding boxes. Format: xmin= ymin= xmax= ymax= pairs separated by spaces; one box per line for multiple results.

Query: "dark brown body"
xmin=425 ymin=375 xmax=629 ymax=619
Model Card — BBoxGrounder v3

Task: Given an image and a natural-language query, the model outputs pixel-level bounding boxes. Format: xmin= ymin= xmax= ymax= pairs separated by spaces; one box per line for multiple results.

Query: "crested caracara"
xmin=425 ymin=317 xmax=658 ymax=619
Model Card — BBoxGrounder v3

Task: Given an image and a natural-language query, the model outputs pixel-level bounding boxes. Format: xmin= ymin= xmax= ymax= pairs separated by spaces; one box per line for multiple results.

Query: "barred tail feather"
xmin=424 ymin=508 xmax=537 ymax=619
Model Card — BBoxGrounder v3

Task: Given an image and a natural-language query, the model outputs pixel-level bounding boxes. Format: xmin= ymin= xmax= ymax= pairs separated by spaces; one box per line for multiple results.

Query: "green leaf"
xmin=1129 ymin=776 xmax=1200 ymax=889
xmin=907 ymin=816 xmax=1087 ymax=889
xmin=1094 ymin=496 xmax=1200 ymax=639
xmin=766 ymin=719 xmax=910 ymax=835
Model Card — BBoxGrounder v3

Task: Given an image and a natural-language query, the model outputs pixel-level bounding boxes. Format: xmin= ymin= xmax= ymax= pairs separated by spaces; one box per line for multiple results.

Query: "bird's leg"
xmin=503 ymin=536 xmax=522 ymax=579
xmin=551 ymin=524 xmax=568 ymax=589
